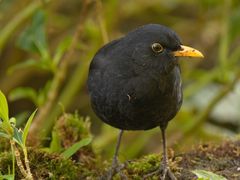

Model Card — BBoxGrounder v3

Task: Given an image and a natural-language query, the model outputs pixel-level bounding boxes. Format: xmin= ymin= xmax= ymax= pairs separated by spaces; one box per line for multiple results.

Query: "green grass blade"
xmin=61 ymin=137 xmax=92 ymax=159
xmin=0 ymin=132 xmax=10 ymax=139
xmin=0 ymin=174 xmax=14 ymax=180
xmin=192 ymin=170 xmax=227 ymax=180
xmin=49 ymin=131 xmax=62 ymax=153
xmin=22 ymin=109 xmax=37 ymax=146
xmin=0 ymin=90 xmax=9 ymax=122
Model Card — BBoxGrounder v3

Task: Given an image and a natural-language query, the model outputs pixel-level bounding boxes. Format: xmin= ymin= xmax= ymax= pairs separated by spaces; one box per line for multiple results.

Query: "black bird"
xmin=87 ymin=24 xmax=203 ymax=179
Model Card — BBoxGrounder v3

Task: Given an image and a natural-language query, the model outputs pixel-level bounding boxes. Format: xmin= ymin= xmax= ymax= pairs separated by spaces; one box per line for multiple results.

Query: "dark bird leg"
xmin=105 ymin=130 xmax=127 ymax=180
xmin=143 ymin=127 xmax=176 ymax=180
xmin=160 ymin=126 xmax=176 ymax=180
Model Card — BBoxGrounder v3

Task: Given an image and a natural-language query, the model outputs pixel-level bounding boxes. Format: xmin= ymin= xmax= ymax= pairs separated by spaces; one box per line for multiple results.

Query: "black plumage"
xmin=87 ymin=24 xmax=203 ymax=179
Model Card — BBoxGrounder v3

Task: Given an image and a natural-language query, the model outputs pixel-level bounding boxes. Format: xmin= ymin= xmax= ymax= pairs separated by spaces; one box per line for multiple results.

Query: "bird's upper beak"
xmin=173 ymin=45 xmax=204 ymax=58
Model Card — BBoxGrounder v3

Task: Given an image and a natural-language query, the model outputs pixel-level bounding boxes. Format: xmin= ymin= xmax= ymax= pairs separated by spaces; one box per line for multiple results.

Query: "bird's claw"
xmin=101 ymin=159 xmax=128 ymax=180
xmin=143 ymin=166 xmax=177 ymax=180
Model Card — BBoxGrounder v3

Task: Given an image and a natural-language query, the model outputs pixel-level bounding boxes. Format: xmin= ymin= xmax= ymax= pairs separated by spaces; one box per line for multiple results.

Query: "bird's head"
xmin=120 ymin=24 xmax=204 ymax=74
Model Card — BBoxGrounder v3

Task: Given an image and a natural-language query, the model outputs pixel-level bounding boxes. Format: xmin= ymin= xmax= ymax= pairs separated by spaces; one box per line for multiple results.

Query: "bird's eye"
xmin=151 ymin=43 xmax=164 ymax=53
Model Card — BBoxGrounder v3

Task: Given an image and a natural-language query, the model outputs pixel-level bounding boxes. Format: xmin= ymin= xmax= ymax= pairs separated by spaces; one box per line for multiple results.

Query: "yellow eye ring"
xmin=151 ymin=43 xmax=164 ymax=53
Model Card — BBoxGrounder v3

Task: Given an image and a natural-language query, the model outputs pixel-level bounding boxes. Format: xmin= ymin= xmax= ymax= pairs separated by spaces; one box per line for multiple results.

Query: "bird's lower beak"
xmin=173 ymin=45 xmax=204 ymax=58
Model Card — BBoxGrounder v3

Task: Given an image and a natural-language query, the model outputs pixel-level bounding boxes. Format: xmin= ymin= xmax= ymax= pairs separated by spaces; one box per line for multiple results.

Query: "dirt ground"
xmin=101 ymin=140 xmax=240 ymax=180
xmin=0 ymin=139 xmax=239 ymax=179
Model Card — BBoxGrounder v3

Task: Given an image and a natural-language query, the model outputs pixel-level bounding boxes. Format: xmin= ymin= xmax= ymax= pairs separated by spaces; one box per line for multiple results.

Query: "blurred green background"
xmin=0 ymin=0 xmax=240 ymax=161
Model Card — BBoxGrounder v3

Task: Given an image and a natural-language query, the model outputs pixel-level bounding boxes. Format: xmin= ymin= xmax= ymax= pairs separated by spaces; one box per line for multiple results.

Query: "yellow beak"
xmin=173 ymin=45 xmax=204 ymax=58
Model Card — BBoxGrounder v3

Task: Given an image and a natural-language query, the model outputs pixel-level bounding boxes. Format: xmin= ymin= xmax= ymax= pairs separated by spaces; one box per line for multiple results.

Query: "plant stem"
xmin=23 ymin=147 xmax=33 ymax=179
xmin=96 ymin=0 xmax=109 ymax=44
xmin=10 ymin=140 xmax=15 ymax=179
xmin=218 ymin=0 xmax=230 ymax=77
xmin=10 ymin=140 xmax=28 ymax=178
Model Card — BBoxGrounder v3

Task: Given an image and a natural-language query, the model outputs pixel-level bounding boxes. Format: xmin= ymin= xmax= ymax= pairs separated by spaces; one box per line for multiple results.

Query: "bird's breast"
xmin=88 ymin=62 xmax=182 ymax=130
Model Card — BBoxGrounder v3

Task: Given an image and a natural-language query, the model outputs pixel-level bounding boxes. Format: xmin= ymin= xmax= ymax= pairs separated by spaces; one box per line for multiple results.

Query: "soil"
xmin=0 ymin=139 xmax=239 ymax=179
xmin=103 ymin=140 xmax=240 ymax=180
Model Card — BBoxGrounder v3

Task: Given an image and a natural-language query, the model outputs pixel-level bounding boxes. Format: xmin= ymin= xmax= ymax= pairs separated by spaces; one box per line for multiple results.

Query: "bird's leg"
xmin=143 ymin=127 xmax=176 ymax=180
xmin=105 ymin=130 xmax=127 ymax=180
xmin=160 ymin=126 xmax=176 ymax=180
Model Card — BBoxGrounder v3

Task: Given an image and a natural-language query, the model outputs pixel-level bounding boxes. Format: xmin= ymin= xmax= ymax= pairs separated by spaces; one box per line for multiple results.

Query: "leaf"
xmin=0 ymin=174 xmax=14 ymax=180
xmin=0 ymin=121 xmax=12 ymax=135
xmin=16 ymin=10 xmax=48 ymax=55
xmin=8 ymin=87 xmax=38 ymax=105
xmin=0 ymin=90 xmax=9 ymax=122
xmin=13 ymin=127 xmax=23 ymax=147
xmin=61 ymin=137 xmax=92 ymax=159
xmin=49 ymin=131 xmax=62 ymax=153
xmin=192 ymin=170 xmax=227 ymax=180
xmin=7 ymin=59 xmax=37 ymax=74
xmin=0 ymin=131 xmax=10 ymax=139
xmin=37 ymin=81 xmax=52 ymax=106
xmin=8 ymin=59 xmax=53 ymax=74
xmin=34 ymin=39 xmax=50 ymax=60
xmin=9 ymin=118 xmax=16 ymax=126
xmin=22 ymin=109 xmax=37 ymax=146
xmin=53 ymin=37 xmax=72 ymax=64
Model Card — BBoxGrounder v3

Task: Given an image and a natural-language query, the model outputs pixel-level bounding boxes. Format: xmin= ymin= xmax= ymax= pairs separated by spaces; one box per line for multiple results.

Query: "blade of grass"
xmin=22 ymin=109 xmax=37 ymax=146
xmin=61 ymin=137 xmax=92 ymax=159
xmin=0 ymin=90 xmax=9 ymax=122
xmin=192 ymin=170 xmax=227 ymax=180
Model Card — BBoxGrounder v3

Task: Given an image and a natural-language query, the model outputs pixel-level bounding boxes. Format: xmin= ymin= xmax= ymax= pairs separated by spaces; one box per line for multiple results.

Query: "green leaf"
xmin=37 ymin=81 xmax=51 ymax=106
xmin=9 ymin=87 xmax=38 ymax=105
xmin=0 ymin=121 xmax=12 ymax=135
xmin=16 ymin=10 xmax=48 ymax=55
xmin=61 ymin=137 xmax=92 ymax=159
xmin=192 ymin=170 xmax=227 ymax=180
xmin=0 ymin=174 xmax=14 ymax=180
xmin=9 ymin=118 xmax=16 ymax=126
xmin=8 ymin=59 xmax=54 ymax=74
xmin=0 ymin=90 xmax=9 ymax=122
xmin=49 ymin=131 xmax=62 ymax=153
xmin=34 ymin=39 xmax=50 ymax=60
xmin=22 ymin=109 xmax=37 ymax=146
xmin=0 ymin=131 xmax=10 ymax=139
xmin=53 ymin=37 xmax=72 ymax=64
xmin=13 ymin=127 xmax=23 ymax=147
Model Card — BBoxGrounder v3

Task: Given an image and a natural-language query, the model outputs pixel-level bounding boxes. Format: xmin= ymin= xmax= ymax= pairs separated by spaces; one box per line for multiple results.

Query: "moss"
xmin=0 ymin=139 xmax=239 ymax=179
xmin=0 ymin=148 xmax=81 ymax=179
xmin=53 ymin=112 xmax=96 ymax=168
xmin=0 ymin=113 xmax=99 ymax=179
xmin=127 ymin=154 xmax=161 ymax=175
xmin=0 ymin=151 xmax=13 ymax=174
xmin=0 ymin=138 xmax=10 ymax=152
xmin=102 ymin=140 xmax=240 ymax=180
xmin=54 ymin=112 xmax=92 ymax=148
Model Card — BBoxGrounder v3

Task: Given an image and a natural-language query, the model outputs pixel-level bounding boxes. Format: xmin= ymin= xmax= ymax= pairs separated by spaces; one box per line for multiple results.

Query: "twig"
xmin=23 ymin=148 xmax=33 ymax=179
xmin=96 ymin=0 xmax=109 ymax=43
xmin=10 ymin=140 xmax=28 ymax=178
xmin=28 ymin=0 xmax=92 ymax=146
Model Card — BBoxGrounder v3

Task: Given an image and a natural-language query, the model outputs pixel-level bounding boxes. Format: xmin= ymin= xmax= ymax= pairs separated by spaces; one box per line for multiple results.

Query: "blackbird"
xmin=87 ymin=24 xmax=203 ymax=179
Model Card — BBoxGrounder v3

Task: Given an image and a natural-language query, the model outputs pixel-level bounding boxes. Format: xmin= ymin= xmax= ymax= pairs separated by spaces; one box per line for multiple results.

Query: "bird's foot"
xmin=143 ymin=165 xmax=176 ymax=180
xmin=101 ymin=158 xmax=128 ymax=180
